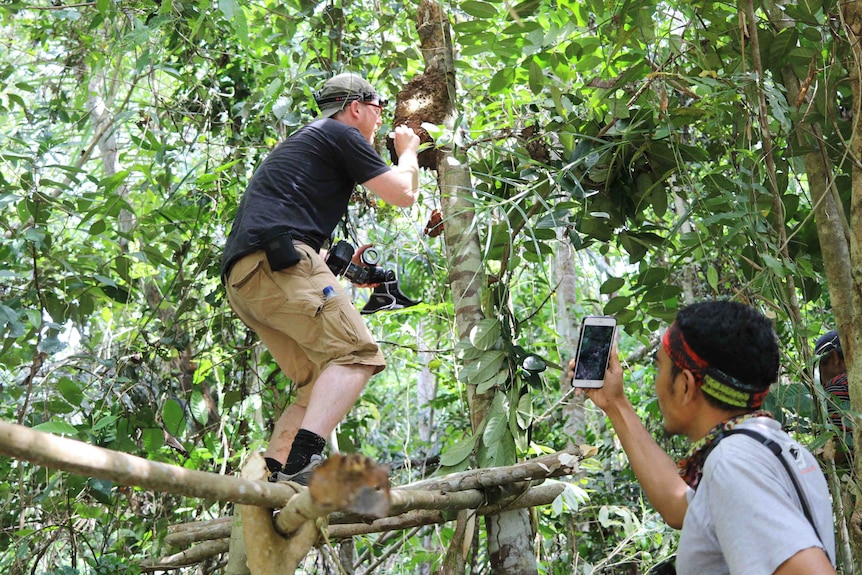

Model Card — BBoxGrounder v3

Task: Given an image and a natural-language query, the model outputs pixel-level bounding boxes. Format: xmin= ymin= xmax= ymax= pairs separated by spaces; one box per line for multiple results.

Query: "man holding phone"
xmin=569 ymin=301 xmax=835 ymax=574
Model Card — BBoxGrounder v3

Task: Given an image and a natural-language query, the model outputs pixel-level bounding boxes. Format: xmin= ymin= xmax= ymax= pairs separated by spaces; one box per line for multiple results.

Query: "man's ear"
xmin=679 ymin=369 xmax=699 ymax=403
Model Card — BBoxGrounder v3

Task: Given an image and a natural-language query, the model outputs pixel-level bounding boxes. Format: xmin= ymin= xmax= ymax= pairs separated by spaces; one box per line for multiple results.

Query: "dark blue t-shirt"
xmin=221 ymin=119 xmax=389 ymax=277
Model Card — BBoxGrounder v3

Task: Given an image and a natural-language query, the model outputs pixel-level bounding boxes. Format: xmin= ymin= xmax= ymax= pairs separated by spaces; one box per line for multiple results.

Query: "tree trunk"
xmin=414 ymin=2 xmax=538 ymax=572
xmin=837 ymin=0 xmax=862 ymax=559
xmin=554 ymin=239 xmax=587 ymax=447
xmin=765 ymin=0 xmax=862 ymax=564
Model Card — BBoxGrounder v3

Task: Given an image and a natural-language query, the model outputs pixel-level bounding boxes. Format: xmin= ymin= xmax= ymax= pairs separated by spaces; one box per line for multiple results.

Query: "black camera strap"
xmin=717 ymin=428 xmax=823 ymax=544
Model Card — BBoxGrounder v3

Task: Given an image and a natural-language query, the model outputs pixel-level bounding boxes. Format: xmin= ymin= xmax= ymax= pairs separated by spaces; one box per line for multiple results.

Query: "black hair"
xmin=676 ymin=300 xmax=780 ymax=410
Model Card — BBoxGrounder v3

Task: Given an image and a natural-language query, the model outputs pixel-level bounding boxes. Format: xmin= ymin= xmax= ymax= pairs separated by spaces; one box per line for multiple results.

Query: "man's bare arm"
xmin=363 ymin=126 xmax=420 ymax=207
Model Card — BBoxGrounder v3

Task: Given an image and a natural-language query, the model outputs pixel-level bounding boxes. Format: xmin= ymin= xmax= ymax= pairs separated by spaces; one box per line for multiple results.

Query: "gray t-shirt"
xmin=676 ymin=418 xmax=835 ymax=575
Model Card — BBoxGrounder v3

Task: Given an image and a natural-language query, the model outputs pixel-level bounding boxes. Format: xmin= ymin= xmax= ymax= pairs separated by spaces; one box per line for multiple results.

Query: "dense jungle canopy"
xmin=1 ymin=0 xmax=860 ymax=574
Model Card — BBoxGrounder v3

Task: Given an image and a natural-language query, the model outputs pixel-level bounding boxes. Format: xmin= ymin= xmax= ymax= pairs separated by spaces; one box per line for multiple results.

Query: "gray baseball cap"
xmin=314 ymin=73 xmax=380 ymax=118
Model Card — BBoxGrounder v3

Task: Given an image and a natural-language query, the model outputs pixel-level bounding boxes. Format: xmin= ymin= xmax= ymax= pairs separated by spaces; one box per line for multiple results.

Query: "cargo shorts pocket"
xmin=229 ymin=256 xmax=288 ymax=318
xmin=317 ymin=294 xmax=378 ymax=362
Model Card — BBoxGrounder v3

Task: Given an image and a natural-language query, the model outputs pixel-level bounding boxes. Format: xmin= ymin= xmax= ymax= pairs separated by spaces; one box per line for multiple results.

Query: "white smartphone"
xmin=572 ymin=316 xmax=617 ymax=388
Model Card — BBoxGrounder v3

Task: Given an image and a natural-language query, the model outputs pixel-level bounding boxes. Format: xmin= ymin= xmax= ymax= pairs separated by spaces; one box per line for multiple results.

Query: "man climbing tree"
xmin=221 ymin=73 xmax=420 ymax=484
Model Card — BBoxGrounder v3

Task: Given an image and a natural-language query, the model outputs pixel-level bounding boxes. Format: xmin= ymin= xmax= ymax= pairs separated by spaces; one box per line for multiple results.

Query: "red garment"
xmin=823 ymin=373 xmax=850 ymax=432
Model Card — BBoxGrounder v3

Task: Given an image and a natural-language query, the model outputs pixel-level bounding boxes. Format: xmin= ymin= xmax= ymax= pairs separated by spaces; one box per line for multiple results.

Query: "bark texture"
xmin=411 ymin=2 xmax=538 ymax=572
xmin=838 ymin=0 xmax=862 ymax=560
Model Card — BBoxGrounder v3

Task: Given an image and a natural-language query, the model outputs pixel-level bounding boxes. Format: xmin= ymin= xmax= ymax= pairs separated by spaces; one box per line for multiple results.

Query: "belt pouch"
xmin=262 ymin=231 xmax=301 ymax=271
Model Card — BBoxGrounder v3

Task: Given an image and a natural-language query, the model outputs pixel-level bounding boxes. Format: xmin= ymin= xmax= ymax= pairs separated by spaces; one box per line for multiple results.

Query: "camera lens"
xmin=361 ymin=248 xmax=380 ymax=266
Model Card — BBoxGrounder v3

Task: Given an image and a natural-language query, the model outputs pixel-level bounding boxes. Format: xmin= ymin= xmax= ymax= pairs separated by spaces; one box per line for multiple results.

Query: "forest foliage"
xmin=0 ymin=0 xmax=858 ymax=573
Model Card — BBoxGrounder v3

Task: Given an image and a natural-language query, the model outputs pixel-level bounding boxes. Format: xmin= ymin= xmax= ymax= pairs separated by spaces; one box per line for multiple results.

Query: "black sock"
xmin=281 ymin=429 xmax=326 ymax=474
xmin=265 ymin=457 xmax=283 ymax=473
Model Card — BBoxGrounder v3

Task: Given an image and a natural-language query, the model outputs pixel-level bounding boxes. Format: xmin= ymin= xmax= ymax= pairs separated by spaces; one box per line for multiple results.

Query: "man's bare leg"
xmin=263 ymin=363 xmax=375 ymax=465
xmin=301 ymin=363 xmax=376 ymax=436
xmin=264 ymin=403 xmax=305 ymax=464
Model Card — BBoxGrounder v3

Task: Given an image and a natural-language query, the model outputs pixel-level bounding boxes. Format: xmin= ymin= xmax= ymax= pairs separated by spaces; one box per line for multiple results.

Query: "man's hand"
xmin=350 ymin=243 xmax=381 ymax=288
xmin=567 ymin=343 xmax=627 ymax=414
xmin=392 ymin=125 xmax=420 ymax=157
xmin=365 ymin=126 xmax=420 ymax=208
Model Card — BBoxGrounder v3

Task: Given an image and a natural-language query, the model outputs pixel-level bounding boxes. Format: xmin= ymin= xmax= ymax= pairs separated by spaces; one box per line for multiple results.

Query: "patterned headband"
xmin=661 ymin=322 xmax=769 ymax=409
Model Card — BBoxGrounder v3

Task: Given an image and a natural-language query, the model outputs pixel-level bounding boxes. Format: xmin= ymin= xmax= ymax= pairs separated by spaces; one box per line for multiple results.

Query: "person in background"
xmin=814 ymin=329 xmax=852 ymax=460
xmin=221 ymin=72 xmax=420 ymax=484
xmin=570 ymin=301 xmax=836 ymax=574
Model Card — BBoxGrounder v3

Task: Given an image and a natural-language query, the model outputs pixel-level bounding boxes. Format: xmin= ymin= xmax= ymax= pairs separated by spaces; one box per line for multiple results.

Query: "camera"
xmin=326 ymin=240 xmax=396 ymax=285
xmin=325 ymin=240 xmax=421 ymax=314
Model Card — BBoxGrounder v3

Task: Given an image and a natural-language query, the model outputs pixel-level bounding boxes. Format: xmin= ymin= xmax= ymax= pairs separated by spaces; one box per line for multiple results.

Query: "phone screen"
xmin=574 ymin=323 xmax=616 ymax=383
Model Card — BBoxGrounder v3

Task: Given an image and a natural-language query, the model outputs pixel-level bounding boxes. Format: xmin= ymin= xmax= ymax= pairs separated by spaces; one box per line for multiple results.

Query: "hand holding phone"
xmin=571 ymin=316 xmax=617 ymax=388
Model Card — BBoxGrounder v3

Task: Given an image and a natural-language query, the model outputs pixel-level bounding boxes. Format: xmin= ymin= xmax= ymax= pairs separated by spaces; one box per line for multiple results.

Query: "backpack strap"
xmin=721 ymin=427 xmax=823 ymax=544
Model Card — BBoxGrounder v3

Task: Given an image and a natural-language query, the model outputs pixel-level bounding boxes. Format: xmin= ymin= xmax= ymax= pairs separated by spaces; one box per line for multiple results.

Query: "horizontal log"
xmin=165 ymin=518 xmax=237 ymax=549
xmin=330 ymin=481 xmax=564 ymax=538
xmin=140 ymin=538 xmax=231 ymax=571
xmin=398 ymin=447 xmax=583 ymax=492
xmin=161 ymin=447 xmax=585 ymax=548
xmin=0 ymin=419 xmax=298 ymax=508
xmin=148 ymin=481 xmax=567 ymax=569
xmin=166 ymin=483 xmax=531 ymax=548
xmin=168 ymin=516 xmax=230 ymax=533
xmin=163 ymin=479 xmax=566 ymax=557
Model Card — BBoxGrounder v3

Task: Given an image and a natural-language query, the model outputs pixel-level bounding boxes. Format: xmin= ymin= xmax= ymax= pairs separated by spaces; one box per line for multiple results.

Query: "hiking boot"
xmin=267 ymin=453 xmax=325 ymax=486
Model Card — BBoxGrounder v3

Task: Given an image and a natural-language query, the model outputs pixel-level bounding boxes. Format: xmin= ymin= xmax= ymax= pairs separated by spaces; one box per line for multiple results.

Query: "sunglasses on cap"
xmin=314 ymin=90 xmax=388 ymax=109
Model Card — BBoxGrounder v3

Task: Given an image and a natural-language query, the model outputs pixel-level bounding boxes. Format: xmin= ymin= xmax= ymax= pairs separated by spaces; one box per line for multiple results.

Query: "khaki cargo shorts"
xmin=225 ymin=244 xmax=386 ymax=407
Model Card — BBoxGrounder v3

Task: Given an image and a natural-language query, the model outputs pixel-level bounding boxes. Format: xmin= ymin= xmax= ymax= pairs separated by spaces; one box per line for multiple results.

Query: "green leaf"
xmin=469 ymin=319 xmax=501 ymax=351
xmin=600 ymin=277 xmax=625 ymax=294
xmin=460 ymin=1 xmax=497 ymax=18
xmin=480 ymin=428 xmax=516 ymax=467
xmin=88 ymin=477 xmax=113 ymax=505
xmin=488 ymin=67 xmax=514 ymax=94
xmin=706 ymin=266 xmax=719 ymax=290
xmin=760 ymin=254 xmax=787 ymax=277
xmin=469 ymin=350 xmax=506 ymax=385
xmin=769 ymin=28 xmax=798 ymax=68
xmin=219 ymin=0 xmax=248 ymax=46
xmin=88 ymin=219 xmax=106 ymax=236
xmin=98 ymin=170 xmax=130 ymax=194
xmin=75 ymin=502 xmax=104 ymax=519
xmin=37 ymin=334 xmax=67 ymax=355
xmin=215 ymin=159 xmax=242 ymax=173
xmin=94 ymin=274 xmax=117 ymax=288
xmin=439 ymin=432 xmax=480 ymax=466
xmin=142 ymin=428 xmax=164 ymax=452
xmin=528 ymin=59 xmax=544 ymax=95
xmin=516 ymin=393 xmax=532 ymax=430
xmin=603 ymin=296 xmax=631 ymax=315
xmin=190 ymin=391 xmax=209 ymax=425
xmin=510 ymin=0 xmax=540 ymax=17
xmin=33 ymin=421 xmax=78 ymax=436
xmin=552 ymin=482 xmax=589 ymax=514
xmin=477 ymin=369 xmax=508 ymax=394
xmin=640 ymin=267 xmax=669 ymax=286
xmin=196 ymin=173 xmax=218 ymax=185
xmin=162 ymin=399 xmax=186 ymax=437
xmin=483 ymin=409 xmax=507 ymax=452
xmin=92 ymin=415 xmax=119 ymax=432
xmin=57 ymin=377 xmax=83 ymax=407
